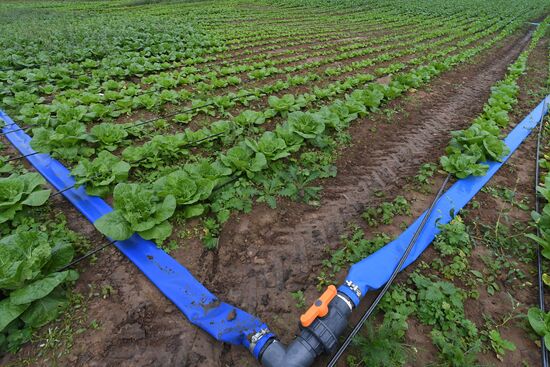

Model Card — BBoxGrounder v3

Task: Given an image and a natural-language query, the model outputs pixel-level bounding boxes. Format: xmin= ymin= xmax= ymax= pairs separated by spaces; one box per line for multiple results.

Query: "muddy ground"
xmin=3 ymin=23 xmax=548 ymax=367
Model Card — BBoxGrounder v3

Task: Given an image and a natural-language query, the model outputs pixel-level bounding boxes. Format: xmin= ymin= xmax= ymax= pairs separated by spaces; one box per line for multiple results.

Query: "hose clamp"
xmin=249 ymin=328 xmax=271 ymax=353
xmin=336 ymin=294 xmax=354 ymax=311
xmin=344 ymin=280 xmax=362 ymax=298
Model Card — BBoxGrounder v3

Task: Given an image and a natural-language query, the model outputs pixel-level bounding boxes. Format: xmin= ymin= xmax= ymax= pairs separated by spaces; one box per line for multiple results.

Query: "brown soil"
xmin=3 ymin=23 xmax=547 ymax=367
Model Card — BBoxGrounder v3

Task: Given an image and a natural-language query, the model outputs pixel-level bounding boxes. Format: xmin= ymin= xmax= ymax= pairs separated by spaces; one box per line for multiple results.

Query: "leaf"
xmin=470 ymin=270 xmax=483 ymax=278
xmin=528 ymin=308 xmax=548 ymax=336
xmin=20 ymin=291 xmax=68 ymax=328
xmin=545 ymin=334 xmax=550 ymax=351
xmin=216 ymin=209 xmax=231 ymax=224
xmin=21 ymin=189 xmax=51 ymax=206
xmin=0 ymin=231 xmax=52 ymax=290
xmin=0 ymin=299 xmax=29 ymax=331
xmin=220 ymin=144 xmax=266 ymax=177
xmin=183 ymin=204 xmax=205 ymax=218
xmin=43 ymin=241 xmax=75 ymax=273
xmin=287 ymin=111 xmax=325 ymax=139
xmin=250 ymin=153 xmax=267 ymax=173
xmin=139 ymin=221 xmax=172 ymax=244
xmin=95 ymin=210 xmax=133 ymax=241
xmin=9 ymin=271 xmax=70 ymax=305
xmin=0 ymin=173 xmax=50 ymax=222
xmin=156 ymin=195 xmax=177 ymax=222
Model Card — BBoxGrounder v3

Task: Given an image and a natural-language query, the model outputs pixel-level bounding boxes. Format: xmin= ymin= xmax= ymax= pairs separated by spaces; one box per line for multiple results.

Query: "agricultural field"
xmin=1 ymin=0 xmax=550 ymax=366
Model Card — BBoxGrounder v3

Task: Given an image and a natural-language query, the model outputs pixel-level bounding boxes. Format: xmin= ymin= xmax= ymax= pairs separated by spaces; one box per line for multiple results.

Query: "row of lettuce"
xmin=440 ymin=17 xmax=548 ymax=178
xmin=526 ymin=26 xmax=550 ymax=352
xmin=434 ymin=17 xmax=550 ymax=354
xmin=0 ymin=156 xmax=84 ymax=354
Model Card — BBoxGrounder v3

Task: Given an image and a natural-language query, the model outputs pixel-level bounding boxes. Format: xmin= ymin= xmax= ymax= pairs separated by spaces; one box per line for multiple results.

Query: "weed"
xmin=290 ymin=290 xmax=306 ymax=309
xmin=488 ymin=329 xmax=516 ymax=360
xmin=347 ymin=313 xmax=410 ymax=367
xmin=322 ymin=225 xmax=391 ymax=275
xmin=414 ymin=163 xmax=438 ymax=188
xmin=362 ymin=196 xmax=411 ymax=227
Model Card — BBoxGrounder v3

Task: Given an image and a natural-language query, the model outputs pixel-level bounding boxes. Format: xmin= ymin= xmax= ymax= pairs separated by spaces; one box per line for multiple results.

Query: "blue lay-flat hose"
xmin=326 ymin=173 xmax=451 ymax=367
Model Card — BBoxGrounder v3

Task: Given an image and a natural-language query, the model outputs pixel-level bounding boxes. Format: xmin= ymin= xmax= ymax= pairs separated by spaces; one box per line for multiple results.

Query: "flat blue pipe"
xmin=0 ymin=111 xmax=273 ymax=356
xmin=339 ymin=96 xmax=550 ymax=306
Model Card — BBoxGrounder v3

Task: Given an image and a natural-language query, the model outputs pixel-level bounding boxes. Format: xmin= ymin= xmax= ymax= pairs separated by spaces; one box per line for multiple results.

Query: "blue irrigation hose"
xmin=326 ymin=173 xmax=451 ymax=367
xmin=338 ymin=97 xmax=549 ymax=306
xmin=0 ymin=110 xmax=274 ymax=354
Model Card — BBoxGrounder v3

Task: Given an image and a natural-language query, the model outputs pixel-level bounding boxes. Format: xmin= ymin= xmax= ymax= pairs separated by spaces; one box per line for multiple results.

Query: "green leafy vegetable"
xmin=528 ymin=308 xmax=550 ymax=350
xmin=89 ymin=123 xmax=129 ymax=151
xmin=30 ymin=121 xmax=94 ymax=161
xmin=233 ymin=110 xmax=265 ymax=127
xmin=440 ymin=153 xmax=488 ymax=179
xmin=245 ymin=131 xmax=290 ymax=161
xmin=0 ymin=173 xmax=51 ymax=224
xmin=94 ymin=183 xmax=176 ymax=244
xmin=220 ymin=143 xmax=267 ymax=178
xmin=71 ymin=151 xmax=130 ymax=197
xmin=287 ymin=111 xmax=325 ymax=139
xmin=268 ymin=94 xmax=300 ymax=117
xmin=153 ymin=169 xmax=216 ymax=218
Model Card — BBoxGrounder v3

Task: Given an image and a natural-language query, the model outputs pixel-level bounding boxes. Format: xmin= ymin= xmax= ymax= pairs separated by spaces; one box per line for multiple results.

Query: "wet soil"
xmin=2 ymin=24 xmax=547 ymax=367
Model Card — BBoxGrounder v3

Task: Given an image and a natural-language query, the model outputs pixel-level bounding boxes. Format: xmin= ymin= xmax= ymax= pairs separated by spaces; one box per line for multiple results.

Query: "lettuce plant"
xmin=71 ymin=151 xmax=130 ymax=197
xmin=245 ymin=131 xmax=290 ymax=161
xmin=440 ymin=153 xmax=488 ymax=179
xmin=525 ymin=175 xmax=550 ymax=260
xmin=347 ymin=86 xmax=385 ymax=111
xmin=2 ymin=91 xmax=44 ymax=108
xmin=184 ymin=159 xmax=232 ymax=182
xmin=122 ymin=133 xmax=188 ymax=168
xmin=154 ymin=169 xmax=216 ymax=218
xmin=287 ymin=111 xmax=326 ymax=139
xmin=0 ymin=230 xmax=77 ymax=342
xmin=233 ymin=110 xmax=265 ymax=127
xmin=528 ymin=308 xmax=550 ymax=350
xmin=30 ymin=121 xmax=94 ymax=161
xmin=343 ymin=96 xmax=369 ymax=117
xmin=275 ymin=124 xmax=304 ymax=153
xmin=89 ymin=123 xmax=129 ymax=151
xmin=268 ymin=94 xmax=300 ymax=117
xmin=0 ymin=230 xmax=75 ymax=290
xmin=0 ymin=173 xmax=51 ymax=224
xmin=447 ymin=123 xmax=509 ymax=162
xmin=94 ymin=183 xmax=176 ymax=244
xmin=220 ymin=143 xmax=267 ymax=179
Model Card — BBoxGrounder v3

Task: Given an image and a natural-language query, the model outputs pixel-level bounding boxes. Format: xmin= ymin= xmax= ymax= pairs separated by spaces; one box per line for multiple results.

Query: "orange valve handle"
xmin=300 ymin=285 xmax=338 ymax=328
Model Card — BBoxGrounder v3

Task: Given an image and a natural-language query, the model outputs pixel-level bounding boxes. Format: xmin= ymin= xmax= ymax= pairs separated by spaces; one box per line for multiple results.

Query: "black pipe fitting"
xmin=259 ymin=292 xmax=354 ymax=367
